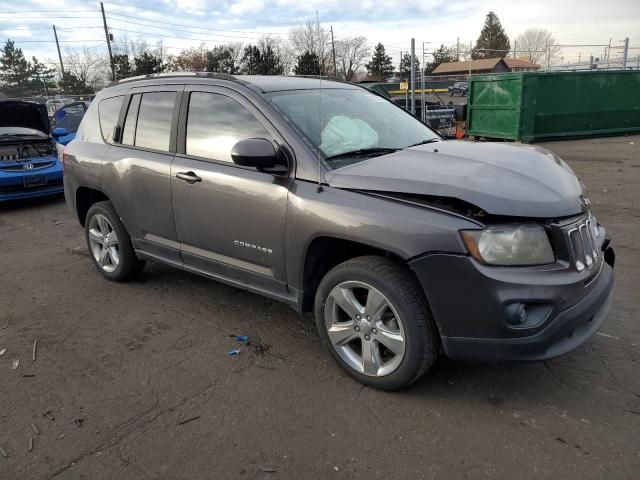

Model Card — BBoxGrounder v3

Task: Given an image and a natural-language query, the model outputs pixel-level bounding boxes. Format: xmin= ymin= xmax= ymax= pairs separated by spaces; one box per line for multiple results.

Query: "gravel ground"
xmin=0 ymin=135 xmax=638 ymax=480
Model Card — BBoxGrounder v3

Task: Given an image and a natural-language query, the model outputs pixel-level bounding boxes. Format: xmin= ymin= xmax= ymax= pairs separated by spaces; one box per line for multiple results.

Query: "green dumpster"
xmin=466 ymin=70 xmax=640 ymax=142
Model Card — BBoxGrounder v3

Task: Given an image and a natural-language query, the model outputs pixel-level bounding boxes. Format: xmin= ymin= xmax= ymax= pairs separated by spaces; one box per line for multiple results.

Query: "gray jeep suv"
xmin=63 ymin=73 xmax=614 ymax=390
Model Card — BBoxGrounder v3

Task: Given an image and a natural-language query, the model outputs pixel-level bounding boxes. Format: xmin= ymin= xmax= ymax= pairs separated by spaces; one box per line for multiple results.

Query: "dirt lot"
xmin=1 ymin=135 xmax=639 ymax=480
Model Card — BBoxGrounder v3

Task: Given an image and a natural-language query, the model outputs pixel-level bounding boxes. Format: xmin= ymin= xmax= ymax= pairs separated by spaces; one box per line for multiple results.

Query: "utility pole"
xmin=547 ymin=45 xmax=551 ymax=70
xmin=456 ymin=37 xmax=459 ymax=61
xmin=421 ymin=42 xmax=425 ymax=122
xmin=100 ymin=2 xmax=115 ymax=81
xmin=622 ymin=37 xmax=629 ymax=70
xmin=330 ymin=26 xmax=337 ymax=77
xmin=52 ymin=25 xmax=65 ymax=77
xmin=606 ymin=37 xmax=611 ymax=70
xmin=513 ymin=40 xmax=517 ymax=59
xmin=410 ymin=38 xmax=415 ymax=115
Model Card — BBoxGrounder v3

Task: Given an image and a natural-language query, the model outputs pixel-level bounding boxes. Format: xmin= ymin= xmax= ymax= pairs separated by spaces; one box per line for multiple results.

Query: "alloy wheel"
xmin=324 ymin=281 xmax=406 ymax=377
xmin=88 ymin=214 xmax=120 ymax=273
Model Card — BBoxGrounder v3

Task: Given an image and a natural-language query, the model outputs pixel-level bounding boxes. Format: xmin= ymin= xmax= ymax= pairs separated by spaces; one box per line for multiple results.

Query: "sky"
xmin=1 ymin=0 xmax=639 ymax=69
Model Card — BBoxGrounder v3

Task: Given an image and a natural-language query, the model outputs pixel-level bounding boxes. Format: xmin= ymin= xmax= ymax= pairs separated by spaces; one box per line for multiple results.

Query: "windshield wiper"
xmin=406 ymin=138 xmax=440 ymax=148
xmin=324 ymin=147 xmax=399 ymax=162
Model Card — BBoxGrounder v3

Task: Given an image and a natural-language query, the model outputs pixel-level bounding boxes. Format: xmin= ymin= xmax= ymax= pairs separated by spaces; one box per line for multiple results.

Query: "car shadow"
xmin=0 ymin=193 xmax=65 ymax=212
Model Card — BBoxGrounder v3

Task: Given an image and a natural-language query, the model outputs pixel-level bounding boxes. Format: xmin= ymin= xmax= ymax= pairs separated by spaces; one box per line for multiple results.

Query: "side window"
xmin=134 ymin=92 xmax=176 ymax=152
xmin=98 ymin=96 xmax=124 ymax=143
xmin=186 ymin=92 xmax=270 ymax=163
xmin=122 ymin=94 xmax=141 ymax=146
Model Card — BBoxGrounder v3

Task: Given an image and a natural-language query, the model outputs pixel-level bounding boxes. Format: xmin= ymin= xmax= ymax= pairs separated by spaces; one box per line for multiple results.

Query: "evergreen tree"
xmin=30 ymin=57 xmax=57 ymax=95
xmin=241 ymin=44 xmax=283 ymax=75
xmin=365 ymin=43 xmax=394 ymax=81
xmin=133 ymin=52 xmax=164 ymax=76
xmin=472 ymin=11 xmax=510 ymax=59
xmin=113 ymin=53 xmax=132 ymax=80
xmin=59 ymin=72 xmax=94 ymax=95
xmin=241 ymin=45 xmax=262 ymax=74
xmin=294 ymin=50 xmax=320 ymax=75
xmin=399 ymin=53 xmax=419 ymax=81
xmin=260 ymin=45 xmax=284 ymax=75
xmin=0 ymin=40 xmax=32 ymax=96
xmin=207 ymin=45 xmax=230 ymax=73
xmin=424 ymin=45 xmax=455 ymax=74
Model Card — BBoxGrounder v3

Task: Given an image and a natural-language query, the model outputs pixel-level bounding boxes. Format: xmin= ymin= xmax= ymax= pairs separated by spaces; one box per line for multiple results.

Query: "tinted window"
xmin=186 ymin=92 xmax=270 ymax=163
xmin=98 ymin=96 xmax=124 ymax=142
xmin=135 ymin=92 xmax=176 ymax=151
xmin=53 ymin=103 xmax=87 ymax=133
xmin=122 ymin=94 xmax=141 ymax=146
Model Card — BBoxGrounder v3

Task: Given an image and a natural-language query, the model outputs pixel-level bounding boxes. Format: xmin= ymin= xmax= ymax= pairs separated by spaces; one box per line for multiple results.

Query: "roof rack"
xmin=291 ymin=74 xmax=351 ymax=84
xmin=111 ymin=71 xmax=238 ymax=86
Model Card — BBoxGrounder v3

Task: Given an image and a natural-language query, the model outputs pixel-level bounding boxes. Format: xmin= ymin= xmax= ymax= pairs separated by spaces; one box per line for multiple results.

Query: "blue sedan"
xmin=0 ymin=100 xmax=63 ymax=201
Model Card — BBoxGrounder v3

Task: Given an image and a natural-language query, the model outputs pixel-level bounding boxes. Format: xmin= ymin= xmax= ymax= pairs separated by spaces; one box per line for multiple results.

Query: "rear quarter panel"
xmin=63 ymin=101 xmax=109 ymax=220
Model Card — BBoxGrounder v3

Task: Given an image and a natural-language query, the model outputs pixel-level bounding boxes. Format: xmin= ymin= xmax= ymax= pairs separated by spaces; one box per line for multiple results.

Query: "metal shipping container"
xmin=466 ymin=70 xmax=640 ymax=142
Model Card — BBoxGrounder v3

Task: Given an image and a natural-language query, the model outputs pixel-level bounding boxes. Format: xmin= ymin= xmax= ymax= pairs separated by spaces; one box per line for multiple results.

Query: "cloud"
xmin=1 ymin=0 xmax=638 ymax=66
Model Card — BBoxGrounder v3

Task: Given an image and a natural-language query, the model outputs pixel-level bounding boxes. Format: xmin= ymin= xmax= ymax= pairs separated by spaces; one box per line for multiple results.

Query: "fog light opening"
xmin=505 ymin=302 xmax=552 ymax=329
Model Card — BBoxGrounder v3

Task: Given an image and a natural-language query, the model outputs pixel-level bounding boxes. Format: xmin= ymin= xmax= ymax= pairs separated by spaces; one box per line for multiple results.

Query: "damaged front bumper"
xmin=409 ymin=244 xmax=615 ymax=362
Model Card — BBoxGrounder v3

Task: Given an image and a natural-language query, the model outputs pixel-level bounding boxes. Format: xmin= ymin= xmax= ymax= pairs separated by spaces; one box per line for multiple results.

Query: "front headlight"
xmin=461 ymin=225 xmax=555 ymax=266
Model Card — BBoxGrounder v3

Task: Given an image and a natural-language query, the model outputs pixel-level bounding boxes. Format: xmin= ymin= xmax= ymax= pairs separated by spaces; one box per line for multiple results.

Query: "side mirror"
xmin=51 ymin=127 xmax=70 ymax=138
xmin=231 ymin=138 xmax=277 ymax=169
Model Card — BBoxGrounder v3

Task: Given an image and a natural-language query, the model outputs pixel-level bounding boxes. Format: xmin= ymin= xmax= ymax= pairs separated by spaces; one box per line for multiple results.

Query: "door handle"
xmin=175 ymin=171 xmax=202 ymax=184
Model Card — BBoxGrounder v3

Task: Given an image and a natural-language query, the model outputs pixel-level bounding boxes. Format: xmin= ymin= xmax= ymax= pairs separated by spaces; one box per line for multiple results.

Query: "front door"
xmin=170 ymin=86 xmax=293 ymax=298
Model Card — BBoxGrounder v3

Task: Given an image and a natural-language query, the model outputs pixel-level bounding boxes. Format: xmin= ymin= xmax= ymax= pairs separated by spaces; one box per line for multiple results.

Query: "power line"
xmin=0 ymin=9 xmax=94 ymax=13
xmin=107 ymin=21 xmax=279 ymax=41
xmin=0 ymin=15 xmax=100 ymax=19
xmin=106 ymin=12 xmax=288 ymax=36
xmin=108 ymin=27 xmax=265 ymax=43
xmin=12 ymin=39 xmax=105 ymax=43
xmin=0 ymin=26 xmax=103 ymax=31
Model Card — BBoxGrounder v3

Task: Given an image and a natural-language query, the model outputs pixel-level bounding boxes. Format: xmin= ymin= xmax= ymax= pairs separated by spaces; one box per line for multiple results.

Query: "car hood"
xmin=325 ymin=141 xmax=586 ymax=218
xmin=0 ymin=100 xmax=50 ymax=134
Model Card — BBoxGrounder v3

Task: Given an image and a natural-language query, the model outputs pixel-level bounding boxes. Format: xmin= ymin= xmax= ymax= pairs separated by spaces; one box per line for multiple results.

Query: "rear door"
xmin=170 ymin=85 xmax=293 ymax=298
xmin=101 ymin=86 xmax=183 ymax=264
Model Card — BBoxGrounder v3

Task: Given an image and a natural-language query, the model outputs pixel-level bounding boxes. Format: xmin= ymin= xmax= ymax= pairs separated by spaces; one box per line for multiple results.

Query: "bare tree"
xmin=112 ymin=37 xmax=150 ymax=58
xmin=289 ymin=20 xmax=330 ymax=74
xmin=167 ymin=44 xmax=208 ymax=71
xmin=224 ymin=42 xmax=243 ymax=71
xmin=514 ymin=28 xmax=561 ymax=65
xmin=334 ymin=36 xmax=370 ymax=81
xmin=58 ymin=46 xmax=110 ymax=90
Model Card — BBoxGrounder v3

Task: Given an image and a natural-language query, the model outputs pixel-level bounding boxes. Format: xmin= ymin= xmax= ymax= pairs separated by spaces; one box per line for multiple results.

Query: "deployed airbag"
xmin=320 ymin=116 xmax=378 ymax=157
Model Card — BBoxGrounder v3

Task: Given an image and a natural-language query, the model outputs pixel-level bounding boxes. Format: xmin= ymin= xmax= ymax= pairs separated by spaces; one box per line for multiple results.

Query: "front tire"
xmin=314 ymin=256 xmax=439 ymax=390
xmin=85 ymin=201 xmax=144 ymax=282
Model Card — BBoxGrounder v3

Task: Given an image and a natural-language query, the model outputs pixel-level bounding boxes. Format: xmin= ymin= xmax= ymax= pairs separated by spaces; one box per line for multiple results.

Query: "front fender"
xmin=285 ymin=181 xmax=476 ymax=291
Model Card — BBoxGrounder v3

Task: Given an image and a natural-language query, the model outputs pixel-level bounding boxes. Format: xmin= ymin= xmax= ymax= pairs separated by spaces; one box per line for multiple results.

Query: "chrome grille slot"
xmin=567 ymin=215 xmax=600 ymax=272
xmin=0 ymin=161 xmax=55 ymax=172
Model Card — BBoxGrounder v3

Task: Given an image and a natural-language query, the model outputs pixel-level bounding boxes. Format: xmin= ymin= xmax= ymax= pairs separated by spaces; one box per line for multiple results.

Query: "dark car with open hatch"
xmin=62 ymin=73 xmax=614 ymax=390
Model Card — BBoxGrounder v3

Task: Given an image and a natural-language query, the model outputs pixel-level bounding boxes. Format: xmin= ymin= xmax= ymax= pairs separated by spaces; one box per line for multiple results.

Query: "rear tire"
xmin=84 ymin=201 xmax=144 ymax=282
xmin=314 ymin=256 xmax=439 ymax=390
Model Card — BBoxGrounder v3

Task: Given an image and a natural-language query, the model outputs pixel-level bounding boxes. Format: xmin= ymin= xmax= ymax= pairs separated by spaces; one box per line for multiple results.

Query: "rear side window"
xmin=98 ymin=96 xmax=124 ymax=143
xmin=134 ymin=92 xmax=176 ymax=152
xmin=186 ymin=92 xmax=270 ymax=163
xmin=122 ymin=94 xmax=141 ymax=146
